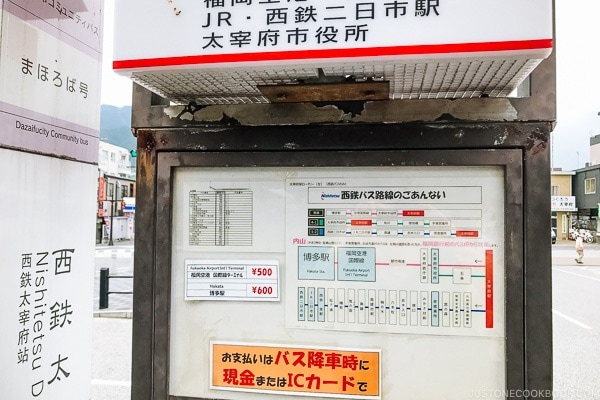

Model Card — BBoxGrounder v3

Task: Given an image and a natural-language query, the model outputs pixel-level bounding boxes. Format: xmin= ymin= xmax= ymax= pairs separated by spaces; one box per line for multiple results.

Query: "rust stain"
xmin=134 ymin=131 xmax=155 ymax=187
xmin=525 ymin=128 xmax=547 ymax=156
xmin=137 ymin=130 xmax=156 ymax=154
xmin=159 ymin=134 xmax=169 ymax=146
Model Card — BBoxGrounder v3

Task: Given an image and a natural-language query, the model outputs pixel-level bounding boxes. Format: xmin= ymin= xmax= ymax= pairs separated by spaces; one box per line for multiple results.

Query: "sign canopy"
xmin=113 ymin=0 xmax=552 ymax=104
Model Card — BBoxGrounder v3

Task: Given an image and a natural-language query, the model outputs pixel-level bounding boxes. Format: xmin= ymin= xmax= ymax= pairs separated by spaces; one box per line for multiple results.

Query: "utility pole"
xmin=108 ymin=181 xmax=119 ymax=246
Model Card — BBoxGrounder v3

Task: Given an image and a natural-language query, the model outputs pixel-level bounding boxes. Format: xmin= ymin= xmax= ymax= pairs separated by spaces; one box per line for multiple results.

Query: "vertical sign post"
xmin=0 ymin=0 xmax=102 ymax=398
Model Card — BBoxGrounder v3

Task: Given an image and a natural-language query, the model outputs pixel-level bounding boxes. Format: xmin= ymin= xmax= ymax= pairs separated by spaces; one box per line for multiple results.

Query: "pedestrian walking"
xmin=575 ymin=233 xmax=584 ymax=264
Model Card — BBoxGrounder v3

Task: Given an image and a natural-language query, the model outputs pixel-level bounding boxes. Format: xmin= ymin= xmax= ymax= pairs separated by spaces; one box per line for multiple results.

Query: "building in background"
xmin=590 ymin=134 xmax=600 ymax=166
xmin=572 ymin=164 xmax=600 ymax=233
xmin=98 ymin=141 xmax=136 ymax=179
xmin=97 ymin=141 xmax=136 ymax=243
xmin=551 ymin=169 xmax=576 ymax=240
xmin=568 ymin=133 xmax=600 ymax=238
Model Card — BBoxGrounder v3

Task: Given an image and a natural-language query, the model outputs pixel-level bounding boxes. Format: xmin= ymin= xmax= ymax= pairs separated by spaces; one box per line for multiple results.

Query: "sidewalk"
xmin=91 ymin=242 xmax=133 ymax=399
xmin=91 ymin=317 xmax=132 ymax=400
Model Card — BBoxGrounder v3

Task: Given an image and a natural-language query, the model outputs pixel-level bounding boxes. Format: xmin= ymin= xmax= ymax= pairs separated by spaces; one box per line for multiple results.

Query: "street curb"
xmin=93 ymin=310 xmax=133 ymax=319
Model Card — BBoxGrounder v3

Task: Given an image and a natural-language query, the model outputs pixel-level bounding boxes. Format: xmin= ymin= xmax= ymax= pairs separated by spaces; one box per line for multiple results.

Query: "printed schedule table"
xmin=188 ymin=190 xmax=253 ymax=246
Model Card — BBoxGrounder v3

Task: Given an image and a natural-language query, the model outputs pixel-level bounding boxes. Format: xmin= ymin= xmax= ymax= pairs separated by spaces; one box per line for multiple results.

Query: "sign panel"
xmin=185 ymin=260 xmax=280 ymax=301
xmin=285 ymin=174 xmax=505 ymax=337
xmin=0 ymin=2 xmax=101 ymax=398
xmin=114 ymin=0 xmax=551 ymax=70
xmin=211 ymin=342 xmax=380 ymax=398
xmin=169 ymin=166 xmax=506 ymax=399
xmin=0 ymin=0 xmax=102 ymax=163
xmin=113 ymin=0 xmax=552 ymax=104
xmin=0 ymin=150 xmax=97 ymax=400
xmin=123 ymin=196 xmax=136 ymax=212
xmin=551 ymin=196 xmax=576 ymax=212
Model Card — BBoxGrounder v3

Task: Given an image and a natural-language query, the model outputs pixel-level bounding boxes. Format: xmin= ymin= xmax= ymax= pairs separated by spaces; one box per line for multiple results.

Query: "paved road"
xmin=552 ymin=240 xmax=600 ymax=266
xmin=90 ymin=242 xmax=600 ymax=399
xmin=552 ymin=242 xmax=600 ymax=399
xmin=94 ymin=241 xmax=134 ymax=314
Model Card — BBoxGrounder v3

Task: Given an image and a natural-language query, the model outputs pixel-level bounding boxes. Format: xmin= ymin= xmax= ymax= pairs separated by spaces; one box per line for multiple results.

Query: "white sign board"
xmin=185 ymin=260 xmax=280 ymax=301
xmin=169 ymin=166 xmax=506 ymax=399
xmin=285 ymin=173 xmax=504 ymax=338
xmin=551 ymin=196 xmax=577 ymax=212
xmin=0 ymin=1 xmax=101 ymax=398
xmin=0 ymin=150 xmax=97 ymax=400
xmin=0 ymin=0 xmax=102 ymax=163
xmin=114 ymin=0 xmax=552 ymax=71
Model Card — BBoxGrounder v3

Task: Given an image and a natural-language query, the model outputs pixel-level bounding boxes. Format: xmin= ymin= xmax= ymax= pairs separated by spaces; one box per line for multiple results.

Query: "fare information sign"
xmin=185 ymin=260 xmax=280 ymax=301
xmin=114 ymin=0 xmax=552 ymax=70
xmin=211 ymin=342 xmax=381 ymax=398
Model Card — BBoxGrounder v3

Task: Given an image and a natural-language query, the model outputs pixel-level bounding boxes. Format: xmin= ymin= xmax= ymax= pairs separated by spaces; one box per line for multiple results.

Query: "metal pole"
xmin=108 ymin=181 xmax=115 ymax=246
xmin=99 ymin=267 xmax=109 ymax=309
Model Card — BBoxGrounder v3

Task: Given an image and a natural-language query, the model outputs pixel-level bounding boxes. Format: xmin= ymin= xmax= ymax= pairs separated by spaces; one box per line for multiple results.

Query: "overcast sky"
xmin=100 ymin=0 xmax=132 ymax=108
xmin=100 ymin=0 xmax=597 ymax=172
xmin=552 ymin=0 xmax=600 ymax=171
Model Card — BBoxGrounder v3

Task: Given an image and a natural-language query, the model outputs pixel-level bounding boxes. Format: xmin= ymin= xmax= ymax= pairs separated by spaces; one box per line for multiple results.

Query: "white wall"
xmin=99 ymin=141 xmax=135 ymax=179
xmin=590 ymin=143 xmax=600 ymax=167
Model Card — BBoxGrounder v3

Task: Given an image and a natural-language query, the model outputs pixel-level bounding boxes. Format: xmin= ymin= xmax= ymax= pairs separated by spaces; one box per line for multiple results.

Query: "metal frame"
xmin=131 ymin=122 xmax=552 ymax=400
xmin=130 ymin=22 xmax=556 ymax=129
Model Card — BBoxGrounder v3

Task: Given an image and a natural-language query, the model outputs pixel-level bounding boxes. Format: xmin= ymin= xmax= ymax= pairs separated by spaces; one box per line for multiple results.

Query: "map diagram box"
xmin=298 ymin=246 xmax=335 ymax=280
xmin=338 ymin=247 xmax=376 ymax=282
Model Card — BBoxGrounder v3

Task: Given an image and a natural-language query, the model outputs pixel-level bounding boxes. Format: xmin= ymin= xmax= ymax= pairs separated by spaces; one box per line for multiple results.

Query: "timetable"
xmin=188 ymin=189 xmax=253 ymax=246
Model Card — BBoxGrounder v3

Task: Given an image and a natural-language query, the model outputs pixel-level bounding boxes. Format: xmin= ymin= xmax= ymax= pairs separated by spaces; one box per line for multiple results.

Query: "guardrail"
xmin=99 ymin=267 xmax=133 ymax=309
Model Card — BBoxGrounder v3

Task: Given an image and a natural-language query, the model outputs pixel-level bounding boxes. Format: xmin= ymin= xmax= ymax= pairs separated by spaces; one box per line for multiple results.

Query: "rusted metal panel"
xmin=258 ymin=81 xmax=390 ymax=103
xmin=131 ymin=121 xmax=552 ymax=400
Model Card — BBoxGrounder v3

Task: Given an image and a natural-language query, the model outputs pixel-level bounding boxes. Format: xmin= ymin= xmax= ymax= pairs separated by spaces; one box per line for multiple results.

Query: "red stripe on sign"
xmin=113 ymin=39 xmax=553 ymax=70
xmin=403 ymin=210 xmax=425 ymax=217
xmin=485 ymin=250 xmax=494 ymax=329
xmin=456 ymin=230 xmax=479 ymax=238
xmin=351 ymin=220 xmax=373 ymax=226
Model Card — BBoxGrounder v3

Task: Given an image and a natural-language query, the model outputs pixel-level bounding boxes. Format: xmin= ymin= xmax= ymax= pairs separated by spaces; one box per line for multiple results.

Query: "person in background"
xmin=575 ymin=233 xmax=584 ymax=264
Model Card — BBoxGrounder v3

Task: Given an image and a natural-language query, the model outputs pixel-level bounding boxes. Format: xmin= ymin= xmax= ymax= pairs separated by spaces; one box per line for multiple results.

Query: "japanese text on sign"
xmin=185 ymin=260 xmax=280 ymax=301
xmin=17 ymin=249 xmax=76 ymax=397
xmin=21 ymin=57 xmax=90 ymax=100
xmin=310 ymin=186 xmax=481 ymax=204
xmin=167 ymin=0 xmax=440 ymax=52
xmin=286 ymin=171 xmax=504 ymax=337
xmin=40 ymin=0 xmax=101 ymax=36
xmin=212 ymin=342 xmax=380 ymax=398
